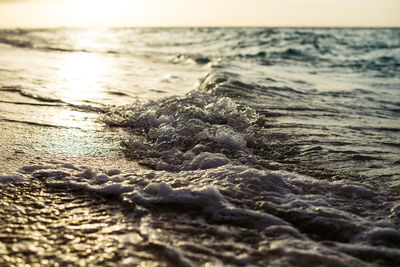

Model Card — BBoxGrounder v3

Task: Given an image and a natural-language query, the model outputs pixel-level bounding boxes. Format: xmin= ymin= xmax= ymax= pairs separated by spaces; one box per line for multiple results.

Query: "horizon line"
xmin=1 ymin=25 xmax=400 ymax=29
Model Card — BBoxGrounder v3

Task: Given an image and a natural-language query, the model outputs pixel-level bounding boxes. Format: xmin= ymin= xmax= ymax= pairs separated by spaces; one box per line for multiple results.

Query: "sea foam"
xmin=15 ymin=160 xmax=400 ymax=265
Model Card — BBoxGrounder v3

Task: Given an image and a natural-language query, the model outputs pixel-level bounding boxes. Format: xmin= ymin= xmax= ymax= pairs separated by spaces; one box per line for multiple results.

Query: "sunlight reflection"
xmin=48 ymin=30 xmax=112 ymax=131
xmin=51 ymin=29 xmax=114 ymax=104
xmin=56 ymin=52 xmax=107 ymax=104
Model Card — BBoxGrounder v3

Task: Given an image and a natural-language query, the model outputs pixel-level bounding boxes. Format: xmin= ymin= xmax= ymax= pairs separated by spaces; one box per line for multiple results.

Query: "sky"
xmin=0 ymin=0 xmax=399 ymax=28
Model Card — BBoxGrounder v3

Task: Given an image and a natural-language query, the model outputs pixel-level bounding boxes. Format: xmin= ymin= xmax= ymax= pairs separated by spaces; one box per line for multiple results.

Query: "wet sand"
xmin=0 ymin=106 xmax=157 ymax=266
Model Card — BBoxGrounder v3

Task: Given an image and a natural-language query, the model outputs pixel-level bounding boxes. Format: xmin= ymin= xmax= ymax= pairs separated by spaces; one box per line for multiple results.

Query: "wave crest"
xmin=103 ymin=90 xmax=290 ymax=171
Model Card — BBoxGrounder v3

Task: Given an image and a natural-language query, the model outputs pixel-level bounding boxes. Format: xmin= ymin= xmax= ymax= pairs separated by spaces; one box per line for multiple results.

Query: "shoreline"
xmin=0 ymin=122 xmax=141 ymax=174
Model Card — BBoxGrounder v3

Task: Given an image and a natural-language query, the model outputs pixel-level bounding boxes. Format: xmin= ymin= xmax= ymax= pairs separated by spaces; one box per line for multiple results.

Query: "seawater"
xmin=0 ymin=28 xmax=400 ymax=266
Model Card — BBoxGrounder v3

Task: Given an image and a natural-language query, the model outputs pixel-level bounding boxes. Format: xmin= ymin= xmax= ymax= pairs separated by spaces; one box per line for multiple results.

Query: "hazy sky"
xmin=0 ymin=0 xmax=399 ymax=28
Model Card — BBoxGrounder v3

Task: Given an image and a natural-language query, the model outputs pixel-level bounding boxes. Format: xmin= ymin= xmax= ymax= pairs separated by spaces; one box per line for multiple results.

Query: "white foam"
xmin=19 ymin=165 xmax=51 ymax=173
xmin=186 ymin=152 xmax=231 ymax=170
xmin=214 ymin=127 xmax=246 ymax=149
xmin=267 ymin=239 xmax=365 ymax=266
xmin=104 ymin=91 xmax=262 ymax=171
xmin=14 ymin=162 xmax=400 ymax=266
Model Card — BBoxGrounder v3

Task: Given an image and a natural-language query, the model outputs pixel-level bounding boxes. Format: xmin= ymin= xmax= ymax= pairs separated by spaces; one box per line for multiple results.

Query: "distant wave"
xmin=0 ymin=36 xmax=90 ymax=53
xmin=0 ymin=36 xmax=33 ymax=49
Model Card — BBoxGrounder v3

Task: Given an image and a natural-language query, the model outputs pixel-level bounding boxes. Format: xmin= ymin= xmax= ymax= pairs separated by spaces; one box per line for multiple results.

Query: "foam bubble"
xmin=13 ymin=158 xmax=399 ymax=265
xmin=103 ymin=91 xmax=277 ymax=172
xmin=186 ymin=152 xmax=231 ymax=170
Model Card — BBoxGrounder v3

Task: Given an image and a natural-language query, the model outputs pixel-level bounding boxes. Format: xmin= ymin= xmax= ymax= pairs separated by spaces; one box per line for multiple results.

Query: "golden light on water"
xmin=48 ymin=31 xmax=111 ymax=130
xmin=54 ymin=30 xmax=111 ymax=104
xmin=56 ymin=52 xmax=106 ymax=103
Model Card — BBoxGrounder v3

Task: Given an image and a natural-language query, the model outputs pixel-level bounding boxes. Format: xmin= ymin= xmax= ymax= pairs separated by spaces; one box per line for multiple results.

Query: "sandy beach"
xmin=0 ymin=103 xmax=152 ymax=266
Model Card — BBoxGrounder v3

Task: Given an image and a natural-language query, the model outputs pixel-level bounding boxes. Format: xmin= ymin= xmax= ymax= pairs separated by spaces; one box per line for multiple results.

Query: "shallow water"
xmin=0 ymin=28 xmax=399 ymax=266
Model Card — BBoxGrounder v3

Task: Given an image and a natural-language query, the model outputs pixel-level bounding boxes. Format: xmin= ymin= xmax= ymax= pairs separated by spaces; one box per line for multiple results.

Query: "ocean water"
xmin=0 ymin=28 xmax=400 ymax=266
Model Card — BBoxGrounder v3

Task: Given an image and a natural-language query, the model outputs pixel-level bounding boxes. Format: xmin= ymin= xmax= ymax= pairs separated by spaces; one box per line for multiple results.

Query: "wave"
xmin=0 ymin=99 xmax=58 ymax=107
xmin=2 ymin=28 xmax=399 ymax=78
xmin=13 ymin=156 xmax=400 ymax=266
xmin=198 ymin=71 xmax=306 ymax=99
xmin=102 ymin=90 xmax=281 ymax=171
xmin=0 ymin=36 xmax=33 ymax=49
xmin=0 ymin=118 xmax=74 ymax=129
xmin=98 ymin=65 xmax=400 ymax=180
xmin=0 ymin=86 xmax=64 ymax=103
xmin=0 ymin=29 xmax=92 ymax=53
xmin=0 ymin=86 xmax=107 ymax=115
xmin=0 ymin=36 xmax=90 ymax=53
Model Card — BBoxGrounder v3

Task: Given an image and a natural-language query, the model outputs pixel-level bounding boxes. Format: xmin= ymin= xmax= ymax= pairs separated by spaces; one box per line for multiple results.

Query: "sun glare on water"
xmin=50 ymin=30 xmax=114 ymax=104
xmin=57 ymin=52 xmax=106 ymax=102
xmin=48 ymin=29 xmax=114 ymax=129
